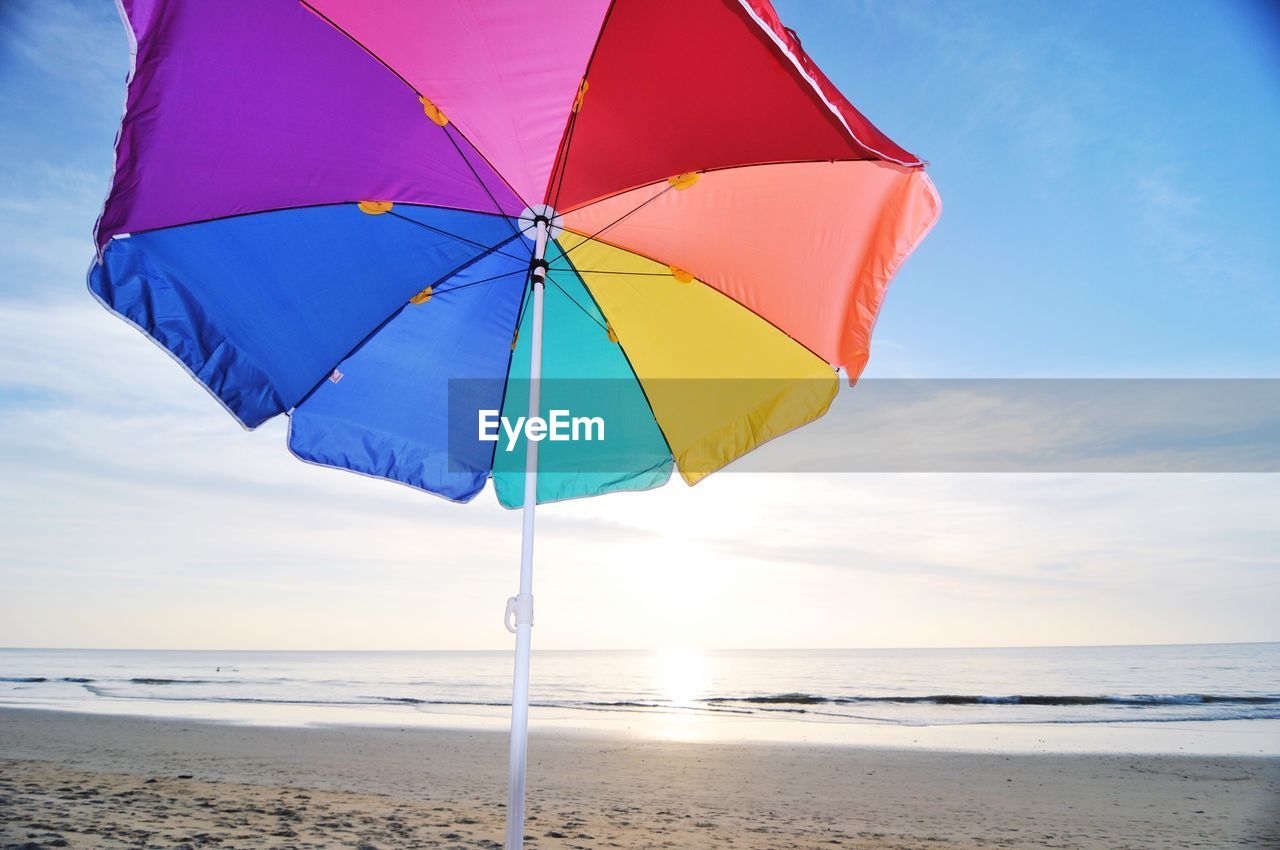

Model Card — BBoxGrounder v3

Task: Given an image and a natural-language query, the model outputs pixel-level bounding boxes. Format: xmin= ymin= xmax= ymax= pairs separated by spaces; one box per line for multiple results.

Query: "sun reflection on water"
xmin=650 ymin=647 xmax=709 ymax=741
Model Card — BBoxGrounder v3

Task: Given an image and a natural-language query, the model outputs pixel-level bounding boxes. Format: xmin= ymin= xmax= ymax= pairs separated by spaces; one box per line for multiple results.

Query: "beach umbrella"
xmin=88 ymin=1 xmax=940 ymax=846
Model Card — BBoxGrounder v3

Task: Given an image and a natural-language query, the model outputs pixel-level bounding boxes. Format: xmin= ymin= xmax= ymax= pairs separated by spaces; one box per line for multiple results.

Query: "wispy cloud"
xmin=0 ymin=0 xmax=123 ymax=87
xmin=0 ymin=1 xmax=1276 ymax=650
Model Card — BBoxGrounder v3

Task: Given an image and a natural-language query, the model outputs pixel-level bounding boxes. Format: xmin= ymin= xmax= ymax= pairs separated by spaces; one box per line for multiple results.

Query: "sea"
xmin=2 ymin=643 xmax=1277 ymax=755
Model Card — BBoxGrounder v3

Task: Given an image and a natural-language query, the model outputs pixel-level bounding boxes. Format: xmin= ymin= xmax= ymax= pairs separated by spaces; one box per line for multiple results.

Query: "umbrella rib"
xmin=545 ymin=277 xmax=609 ymax=333
xmin=511 ymin=276 xmax=533 ymax=339
xmin=483 ymin=273 xmax=534 ymax=474
xmin=560 ymin=184 xmax=674 ymax=259
xmin=547 ymin=105 xmax=581 ymax=212
xmin=384 ymin=210 xmax=530 ymax=263
xmin=434 ymin=268 xmax=527 ymax=297
xmin=554 ymin=157 xmax=910 ymax=218
xmin=544 ymin=0 xmax=619 ymax=209
xmin=288 ymin=232 xmax=528 ymax=414
xmin=112 ymin=201 xmax=515 ymax=241
xmin=300 ymin=2 xmax=418 ymax=97
xmin=547 ymin=268 xmax=670 ymax=276
xmin=300 ymin=0 xmax=533 ymax=236
xmin=476 ymin=248 xmax=544 ymax=475
xmin=563 ymin=229 xmax=835 ymax=369
xmin=552 ymin=247 xmax=679 ymax=463
xmin=440 ymin=123 xmax=530 ymax=249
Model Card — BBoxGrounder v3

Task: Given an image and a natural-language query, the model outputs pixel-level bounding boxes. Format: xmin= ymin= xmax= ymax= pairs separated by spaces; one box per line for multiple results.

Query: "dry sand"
xmin=1 ymin=708 xmax=1277 ymax=849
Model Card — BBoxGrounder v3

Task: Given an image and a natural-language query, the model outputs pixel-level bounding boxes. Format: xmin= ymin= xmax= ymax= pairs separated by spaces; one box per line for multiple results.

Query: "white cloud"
xmin=0 ymin=1 xmax=1276 ymax=652
xmin=0 ymin=0 xmax=124 ymax=87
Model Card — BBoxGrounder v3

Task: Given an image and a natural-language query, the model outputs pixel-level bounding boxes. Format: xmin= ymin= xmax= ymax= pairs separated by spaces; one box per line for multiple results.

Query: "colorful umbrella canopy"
xmin=89 ymin=2 xmax=940 ymax=846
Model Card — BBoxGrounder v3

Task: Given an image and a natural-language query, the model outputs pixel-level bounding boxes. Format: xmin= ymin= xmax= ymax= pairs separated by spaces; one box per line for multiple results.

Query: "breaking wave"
xmin=702 ymin=692 xmax=1280 ymax=707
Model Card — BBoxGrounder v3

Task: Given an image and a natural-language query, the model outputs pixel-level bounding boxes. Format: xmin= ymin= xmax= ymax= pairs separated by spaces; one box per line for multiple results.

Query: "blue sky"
xmin=804 ymin=0 xmax=1280 ymax=379
xmin=0 ymin=1 xmax=1276 ymax=650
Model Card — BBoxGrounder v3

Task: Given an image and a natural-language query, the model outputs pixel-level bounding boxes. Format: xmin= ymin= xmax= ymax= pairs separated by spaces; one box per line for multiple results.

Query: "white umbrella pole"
xmin=503 ymin=217 xmax=548 ymax=850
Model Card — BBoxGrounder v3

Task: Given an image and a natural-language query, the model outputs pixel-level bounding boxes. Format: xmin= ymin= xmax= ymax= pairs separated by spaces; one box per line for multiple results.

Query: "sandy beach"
xmin=1 ymin=708 xmax=1277 ymax=849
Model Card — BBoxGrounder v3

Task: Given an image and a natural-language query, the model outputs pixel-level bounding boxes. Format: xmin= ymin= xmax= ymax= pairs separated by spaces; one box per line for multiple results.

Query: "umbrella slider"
xmin=529 ymin=258 xmax=550 ymax=284
xmin=504 ymin=592 xmax=534 ymax=633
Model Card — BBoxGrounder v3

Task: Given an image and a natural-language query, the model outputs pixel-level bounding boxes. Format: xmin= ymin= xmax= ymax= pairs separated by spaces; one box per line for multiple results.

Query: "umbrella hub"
xmin=518 ymin=204 xmax=563 ymax=241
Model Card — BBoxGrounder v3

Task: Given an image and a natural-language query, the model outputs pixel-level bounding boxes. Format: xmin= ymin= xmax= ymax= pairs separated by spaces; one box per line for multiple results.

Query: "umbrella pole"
xmin=504 ymin=217 xmax=549 ymax=850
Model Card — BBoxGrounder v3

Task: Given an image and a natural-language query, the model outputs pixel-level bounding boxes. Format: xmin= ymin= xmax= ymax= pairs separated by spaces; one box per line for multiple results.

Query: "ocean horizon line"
xmin=2 ymin=639 xmax=1277 ymax=654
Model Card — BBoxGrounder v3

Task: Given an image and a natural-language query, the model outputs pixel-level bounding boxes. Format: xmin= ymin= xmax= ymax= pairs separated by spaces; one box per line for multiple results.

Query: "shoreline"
xmin=3 ymin=707 xmax=1278 ymax=848
xmin=3 ymin=696 xmax=1278 ymax=757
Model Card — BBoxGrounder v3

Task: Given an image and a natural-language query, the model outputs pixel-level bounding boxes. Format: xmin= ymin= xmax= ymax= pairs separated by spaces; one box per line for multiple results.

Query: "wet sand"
xmin=2 ymin=708 xmax=1277 ymax=849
